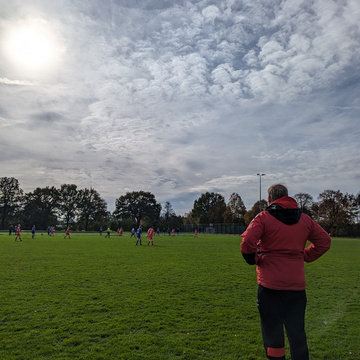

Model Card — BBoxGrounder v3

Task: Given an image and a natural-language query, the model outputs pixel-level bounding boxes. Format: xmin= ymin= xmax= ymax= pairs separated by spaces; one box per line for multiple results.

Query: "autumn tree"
xmin=114 ymin=191 xmax=161 ymax=228
xmin=182 ymin=212 xmax=197 ymax=226
xmin=208 ymin=200 xmax=227 ymax=223
xmin=0 ymin=177 xmax=23 ymax=229
xmin=315 ymin=190 xmax=354 ymax=231
xmin=244 ymin=200 xmax=268 ymax=225
xmin=223 ymin=193 xmax=247 ymax=224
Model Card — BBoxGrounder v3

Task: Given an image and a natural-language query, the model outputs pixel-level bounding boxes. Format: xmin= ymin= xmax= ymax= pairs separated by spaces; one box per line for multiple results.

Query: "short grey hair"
xmin=268 ymin=184 xmax=288 ymax=201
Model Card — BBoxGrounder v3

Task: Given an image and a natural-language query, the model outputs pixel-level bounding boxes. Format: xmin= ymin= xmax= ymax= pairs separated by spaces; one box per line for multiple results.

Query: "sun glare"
xmin=9 ymin=28 xmax=52 ymax=67
xmin=2 ymin=19 xmax=61 ymax=76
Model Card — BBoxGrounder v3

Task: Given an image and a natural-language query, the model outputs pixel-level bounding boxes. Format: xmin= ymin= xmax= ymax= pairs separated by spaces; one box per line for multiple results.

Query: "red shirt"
xmin=147 ymin=228 xmax=154 ymax=239
xmin=241 ymin=196 xmax=331 ymax=290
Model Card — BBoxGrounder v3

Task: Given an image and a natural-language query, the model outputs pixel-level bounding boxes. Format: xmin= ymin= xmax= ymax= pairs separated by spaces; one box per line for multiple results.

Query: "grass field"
xmin=0 ymin=232 xmax=359 ymax=359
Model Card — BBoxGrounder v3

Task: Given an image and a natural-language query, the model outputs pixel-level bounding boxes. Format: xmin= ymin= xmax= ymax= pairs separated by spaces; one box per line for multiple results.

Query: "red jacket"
xmin=241 ymin=196 xmax=331 ymax=290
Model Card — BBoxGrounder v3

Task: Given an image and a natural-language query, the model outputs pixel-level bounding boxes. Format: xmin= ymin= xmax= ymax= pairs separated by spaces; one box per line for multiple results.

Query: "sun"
xmin=2 ymin=19 xmax=61 ymax=75
xmin=8 ymin=28 xmax=52 ymax=67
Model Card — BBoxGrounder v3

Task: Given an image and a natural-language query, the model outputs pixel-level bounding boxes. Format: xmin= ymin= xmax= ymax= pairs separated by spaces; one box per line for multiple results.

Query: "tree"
xmin=160 ymin=201 xmax=182 ymax=230
xmin=182 ymin=212 xmax=196 ymax=226
xmin=315 ymin=190 xmax=354 ymax=232
xmin=114 ymin=191 xmax=161 ymax=228
xmin=22 ymin=186 xmax=59 ymax=229
xmin=0 ymin=177 xmax=23 ymax=229
xmin=162 ymin=201 xmax=176 ymax=224
xmin=353 ymin=192 xmax=360 ymax=223
xmin=244 ymin=200 xmax=267 ymax=225
xmin=57 ymin=184 xmax=79 ymax=228
xmin=223 ymin=193 xmax=247 ymax=224
xmin=191 ymin=192 xmax=226 ymax=224
xmin=77 ymin=188 xmax=107 ymax=231
xmin=208 ymin=200 xmax=227 ymax=223
xmin=293 ymin=193 xmax=313 ymax=215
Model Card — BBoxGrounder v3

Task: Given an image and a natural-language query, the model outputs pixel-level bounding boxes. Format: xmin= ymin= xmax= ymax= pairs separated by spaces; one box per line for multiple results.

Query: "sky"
xmin=0 ymin=0 xmax=359 ymax=216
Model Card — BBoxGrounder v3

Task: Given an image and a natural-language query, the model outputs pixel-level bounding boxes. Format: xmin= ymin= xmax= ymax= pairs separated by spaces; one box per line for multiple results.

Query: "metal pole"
xmin=257 ymin=173 xmax=266 ymax=212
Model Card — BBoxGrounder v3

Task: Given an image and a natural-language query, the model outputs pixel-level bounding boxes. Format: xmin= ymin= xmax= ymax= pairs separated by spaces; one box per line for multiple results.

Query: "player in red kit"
xmin=147 ymin=226 xmax=155 ymax=246
xmin=14 ymin=224 xmax=22 ymax=241
xmin=64 ymin=227 xmax=71 ymax=239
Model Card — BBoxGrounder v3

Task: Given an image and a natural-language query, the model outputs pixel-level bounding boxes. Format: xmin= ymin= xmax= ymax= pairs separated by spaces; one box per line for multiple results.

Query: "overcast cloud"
xmin=0 ymin=0 xmax=359 ymax=215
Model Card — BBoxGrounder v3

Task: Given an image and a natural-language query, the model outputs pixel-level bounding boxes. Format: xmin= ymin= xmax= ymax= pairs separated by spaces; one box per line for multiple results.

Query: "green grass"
xmin=0 ymin=233 xmax=359 ymax=359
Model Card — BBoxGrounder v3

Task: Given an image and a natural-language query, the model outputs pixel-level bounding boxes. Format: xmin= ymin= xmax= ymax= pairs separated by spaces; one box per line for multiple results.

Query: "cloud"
xmin=0 ymin=77 xmax=37 ymax=86
xmin=0 ymin=0 xmax=359 ymax=215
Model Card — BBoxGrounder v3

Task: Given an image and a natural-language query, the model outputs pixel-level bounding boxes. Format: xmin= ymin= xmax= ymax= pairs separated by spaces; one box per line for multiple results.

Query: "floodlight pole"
xmin=257 ymin=173 xmax=266 ymax=212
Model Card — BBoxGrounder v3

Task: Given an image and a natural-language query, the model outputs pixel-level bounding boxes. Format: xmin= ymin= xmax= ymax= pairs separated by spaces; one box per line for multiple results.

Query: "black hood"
xmin=266 ymin=203 xmax=301 ymax=225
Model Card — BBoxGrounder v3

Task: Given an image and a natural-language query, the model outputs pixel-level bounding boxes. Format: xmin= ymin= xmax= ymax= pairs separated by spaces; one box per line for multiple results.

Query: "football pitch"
xmin=0 ymin=232 xmax=359 ymax=359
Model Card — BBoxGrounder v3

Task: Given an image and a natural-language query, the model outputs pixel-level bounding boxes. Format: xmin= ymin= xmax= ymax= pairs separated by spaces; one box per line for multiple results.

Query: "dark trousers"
xmin=257 ymin=285 xmax=309 ymax=360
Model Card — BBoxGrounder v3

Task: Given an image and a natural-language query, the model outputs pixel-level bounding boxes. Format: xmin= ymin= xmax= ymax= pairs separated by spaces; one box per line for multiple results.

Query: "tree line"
xmin=1 ymin=177 xmax=359 ymax=236
xmin=184 ymin=190 xmax=360 ymax=236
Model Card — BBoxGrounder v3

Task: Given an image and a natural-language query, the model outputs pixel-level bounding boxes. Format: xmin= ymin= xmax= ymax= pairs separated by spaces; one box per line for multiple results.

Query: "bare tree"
xmin=294 ymin=193 xmax=313 ymax=215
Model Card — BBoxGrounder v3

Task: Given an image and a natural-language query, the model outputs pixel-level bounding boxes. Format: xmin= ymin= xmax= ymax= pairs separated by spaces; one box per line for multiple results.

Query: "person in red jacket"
xmin=241 ymin=184 xmax=331 ymax=360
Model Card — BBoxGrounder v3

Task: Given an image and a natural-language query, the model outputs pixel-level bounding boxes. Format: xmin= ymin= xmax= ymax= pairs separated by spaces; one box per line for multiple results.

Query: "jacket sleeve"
xmin=241 ymin=215 xmax=263 ymax=265
xmin=303 ymin=219 xmax=331 ymax=263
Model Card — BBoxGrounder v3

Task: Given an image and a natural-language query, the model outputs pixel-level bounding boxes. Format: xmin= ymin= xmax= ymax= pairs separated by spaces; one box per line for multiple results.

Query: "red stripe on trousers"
xmin=267 ymin=347 xmax=285 ymax=357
